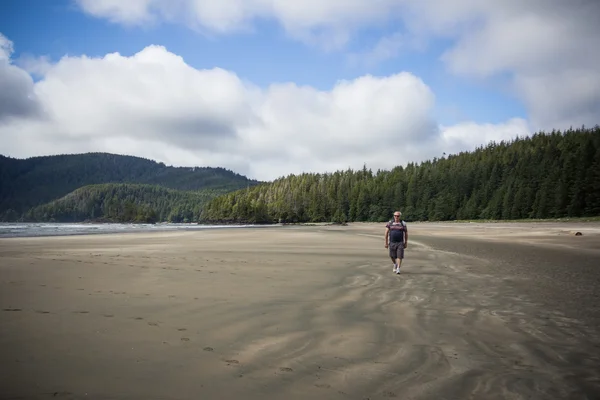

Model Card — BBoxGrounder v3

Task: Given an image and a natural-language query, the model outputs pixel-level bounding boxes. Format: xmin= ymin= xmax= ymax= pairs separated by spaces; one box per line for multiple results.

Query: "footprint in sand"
xmin=3 ymin=308 xmax=22 ymax=312
xmin=181 ymin=337 xmax=190 ymax=342
xmin=133 ymin=317 xmax=144 ymax=320
xmin=382 ymin=392 xmax=397 ymax=398
xmin=103 ymin=314 xmax=114 ymax=318
xmin=74 ymin=311 xmax=89 ymax=314
xmin=315 ymin=383 xmax=331 ymax=389
xmin=35 ymin=310 xmax=51 ymax=314
xmin=225 ymin=359 xmax=239 ymax=365
xmin=203 ymin=347 xmax=214 ymax=352
xmin=50 ymin=391 xmax=73 ymax=397
xmin=177 ymin=328 xmax=187 ymax=331
xmin=279 ymin=367 xmax=293 ymax=372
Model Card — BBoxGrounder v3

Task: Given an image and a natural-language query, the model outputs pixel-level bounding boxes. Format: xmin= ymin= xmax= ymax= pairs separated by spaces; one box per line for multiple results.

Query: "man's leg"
xmin=395 ymin=245 xmax=405 ymax=273
xmin=390 ymin=243 xmax=399 ymax=272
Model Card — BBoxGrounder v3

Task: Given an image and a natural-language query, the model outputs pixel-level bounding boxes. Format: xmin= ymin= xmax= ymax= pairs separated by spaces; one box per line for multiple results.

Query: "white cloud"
xmin=15 ymin=54 xmax=54 ymax=78
xmin=440 ymin=118 xmax=531 ymax=151
xmin=0 ymin=34 xmax=44 ymax=121
xmin=75 ymin=0 xmax=402 ymax=50
xmin=0 ymin=33 xmax=14 ymax=61
xmin=346 ymin=32 xmax=425 ymax=68
xmin=0 ymin=35 xmax=526 ymax=181
xmin=74 ymin=0 xmax=157 ymax=26
xmin=430 ymin=0 xmax=600 ymax=131
xmin=74 ymin=0 xmax=600 ymax=131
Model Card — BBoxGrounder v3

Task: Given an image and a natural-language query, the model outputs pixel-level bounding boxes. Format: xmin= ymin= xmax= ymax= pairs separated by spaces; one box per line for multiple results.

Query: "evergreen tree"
xmin=200 ymin=126 xmax=600 ymax=224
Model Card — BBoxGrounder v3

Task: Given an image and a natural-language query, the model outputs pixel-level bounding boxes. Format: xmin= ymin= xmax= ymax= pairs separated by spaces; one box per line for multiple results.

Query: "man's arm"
xmin=385 ymin=226 xmax=389 ymax=248
xmin=404 ymin=226 xmax=408 ymax=248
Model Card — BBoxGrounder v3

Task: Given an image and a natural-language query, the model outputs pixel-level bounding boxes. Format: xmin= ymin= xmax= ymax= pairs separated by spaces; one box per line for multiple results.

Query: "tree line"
xmin=200 ymin=126 xmax=600 ymax=224
xmin=20 ymin=183 xmax=225 ymax=223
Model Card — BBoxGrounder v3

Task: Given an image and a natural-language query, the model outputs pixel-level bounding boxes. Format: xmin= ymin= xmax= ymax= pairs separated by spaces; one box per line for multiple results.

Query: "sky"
xmin=1 ymin=0 xmax=599 ymax=181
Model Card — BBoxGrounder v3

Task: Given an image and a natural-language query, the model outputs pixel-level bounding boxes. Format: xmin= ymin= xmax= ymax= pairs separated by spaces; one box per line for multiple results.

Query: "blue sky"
xmin=0 ymin=0 xmax=597 ymax=180
xmin=0 ymin=0 xmax=526 ymax=126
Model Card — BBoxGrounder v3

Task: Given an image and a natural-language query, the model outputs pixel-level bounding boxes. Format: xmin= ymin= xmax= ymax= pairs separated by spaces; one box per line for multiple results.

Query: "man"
xmin=385 ymin=211 xmax=408 ymax=274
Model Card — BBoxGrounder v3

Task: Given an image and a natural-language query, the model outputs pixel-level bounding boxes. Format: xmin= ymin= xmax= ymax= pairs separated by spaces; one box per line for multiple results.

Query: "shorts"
xmin=389 ymin=242 xmax=405 ymax=259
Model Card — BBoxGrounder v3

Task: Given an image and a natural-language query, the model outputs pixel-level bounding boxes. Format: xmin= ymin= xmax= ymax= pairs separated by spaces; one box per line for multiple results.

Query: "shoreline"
xmin=0 ymin=221 xmax=283 ymax=239
xmin=3 ymin=219 xmax=600 ymax=240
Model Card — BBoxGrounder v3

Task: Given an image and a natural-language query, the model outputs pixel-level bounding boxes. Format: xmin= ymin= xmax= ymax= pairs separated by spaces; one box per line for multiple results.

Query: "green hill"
xmin=23 ymin=183 xmax=222 ymax=223
xmin=0 ymin=152 xmax=260 ymax=221
xmin=200 ymin=125 xmax=600 ymax=224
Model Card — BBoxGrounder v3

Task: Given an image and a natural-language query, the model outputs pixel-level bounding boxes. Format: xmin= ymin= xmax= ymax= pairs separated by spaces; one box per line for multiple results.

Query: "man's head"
xmin=393 ymin=211 xmax=401 ymax=220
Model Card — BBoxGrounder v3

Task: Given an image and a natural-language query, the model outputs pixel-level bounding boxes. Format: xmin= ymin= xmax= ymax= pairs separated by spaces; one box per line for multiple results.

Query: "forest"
xmin=22 ymin=183 xmax=221 ymax=223
xmin=200 ymin=126 xmax=600 ymax=224
xmin=0 ymin=152 xmax=259 ymax=222
xmin=2 ymin=126 xmax=598 ymax=224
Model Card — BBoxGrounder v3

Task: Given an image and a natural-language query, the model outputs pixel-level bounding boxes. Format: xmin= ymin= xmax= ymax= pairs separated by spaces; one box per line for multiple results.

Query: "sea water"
xmin=0 ymin=222 xmax=273 ymax=238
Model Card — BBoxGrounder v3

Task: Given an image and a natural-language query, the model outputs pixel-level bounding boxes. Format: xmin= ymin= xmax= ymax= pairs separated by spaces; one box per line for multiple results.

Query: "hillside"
xmin=200 ymin=126 xmax=600 ymax=224
xmin=23 ymin=183 xmax=221 ymax=223
xmin=0 ymin=152 xmax=260 ymax=220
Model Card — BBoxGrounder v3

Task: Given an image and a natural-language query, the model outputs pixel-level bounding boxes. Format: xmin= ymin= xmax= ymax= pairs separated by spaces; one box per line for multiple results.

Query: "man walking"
xmin=385 ymin=211 xmax=408 ymax=274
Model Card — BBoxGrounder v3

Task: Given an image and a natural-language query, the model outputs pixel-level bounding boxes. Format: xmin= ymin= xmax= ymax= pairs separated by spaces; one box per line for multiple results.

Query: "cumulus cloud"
xmin=0 ymin=34 xmax=43 ymax=121
xmin=430 ymin=0 xmax=600 ymax=131
xmin=75 ymin=0 xmax=600 ymax=131
xmin=0 ymin=35 xmax=525 ymax=180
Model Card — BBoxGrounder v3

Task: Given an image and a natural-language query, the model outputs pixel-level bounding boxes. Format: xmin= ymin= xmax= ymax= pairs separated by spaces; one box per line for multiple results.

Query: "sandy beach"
xmin=1 ymin=222 xmax=600 ymax=400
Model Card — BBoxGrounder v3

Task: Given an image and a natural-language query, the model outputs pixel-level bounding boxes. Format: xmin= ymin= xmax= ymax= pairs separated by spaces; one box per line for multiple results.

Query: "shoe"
xmin=393 ymin=263 xmax=397 ymax=272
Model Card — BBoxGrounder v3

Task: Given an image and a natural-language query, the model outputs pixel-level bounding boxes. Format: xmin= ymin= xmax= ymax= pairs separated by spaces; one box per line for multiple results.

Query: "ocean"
xmin=0 ymin=222 xmax=275 ymax=238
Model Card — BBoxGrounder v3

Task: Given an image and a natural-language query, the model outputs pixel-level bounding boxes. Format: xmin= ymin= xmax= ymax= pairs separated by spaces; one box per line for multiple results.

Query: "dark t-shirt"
xmin=386 ymin=220 xmax=407 ymax=243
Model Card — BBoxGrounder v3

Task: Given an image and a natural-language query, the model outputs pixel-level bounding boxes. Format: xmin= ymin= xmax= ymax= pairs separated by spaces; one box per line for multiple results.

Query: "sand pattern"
xmin=1 ymin=224 xmax=599 ymax=399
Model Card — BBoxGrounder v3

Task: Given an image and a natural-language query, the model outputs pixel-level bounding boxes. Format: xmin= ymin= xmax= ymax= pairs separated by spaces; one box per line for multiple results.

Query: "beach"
xmin=1 ymin=222 xmax=600 ymax=400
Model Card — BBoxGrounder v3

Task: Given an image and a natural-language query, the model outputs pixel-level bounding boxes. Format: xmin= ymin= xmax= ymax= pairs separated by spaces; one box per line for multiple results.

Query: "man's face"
xmin=393 ymin=214 xmax=400 ymax=220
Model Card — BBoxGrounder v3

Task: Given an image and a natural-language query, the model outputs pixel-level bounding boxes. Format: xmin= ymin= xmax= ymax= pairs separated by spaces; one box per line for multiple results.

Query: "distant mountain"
xmin=0 ymin=152 xmax=260 ymax=221
xmin=23 ymin=183 xmax=221 ymax=223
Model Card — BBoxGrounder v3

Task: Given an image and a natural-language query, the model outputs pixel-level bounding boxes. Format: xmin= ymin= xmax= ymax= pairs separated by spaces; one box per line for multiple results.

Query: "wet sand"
xmin=1 ymin=222 xmax=599 ymax=400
